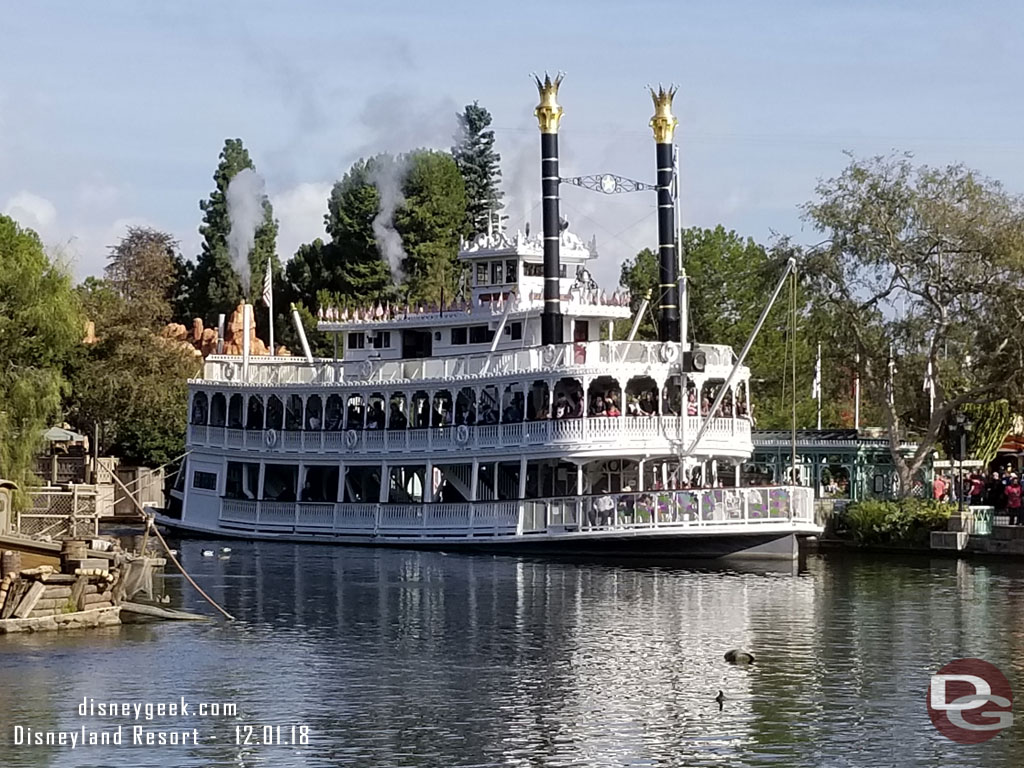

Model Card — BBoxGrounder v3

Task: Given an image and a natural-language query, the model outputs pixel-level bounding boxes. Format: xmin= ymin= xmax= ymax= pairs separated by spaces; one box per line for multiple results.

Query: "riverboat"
xmin=160 ymin=77 xmax=821 ymax=559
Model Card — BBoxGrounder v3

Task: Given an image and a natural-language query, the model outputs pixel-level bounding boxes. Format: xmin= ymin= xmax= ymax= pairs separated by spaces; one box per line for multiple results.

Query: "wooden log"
xmin=39 ymin=573 xmax=77 ymax=584
xmin=70 ymin=576 xmax=88 ymax=611
xmin=120 ymin=601 xmax=211 ymax=622
xmin=13 ymin=581 xmax=46 ymax=618
xmin=42 ymin=586 xmax=72 ymax=600
xmin=1 ymin=550 xmax=21 ymax=578
xmin=83 ymin=591 xmax=113 ymax=605
xmin=33 ymin=597 xmax=70 ymax=611
xmin=2 ymin=580 xmax=29 ymax=619
xmin=86 ymin=601 xmax=113 ymax=610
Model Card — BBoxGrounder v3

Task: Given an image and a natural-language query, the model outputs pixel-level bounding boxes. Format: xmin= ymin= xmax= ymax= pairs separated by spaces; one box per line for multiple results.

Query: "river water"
xmin=1 ymin=543 xmax=1022 ymax=767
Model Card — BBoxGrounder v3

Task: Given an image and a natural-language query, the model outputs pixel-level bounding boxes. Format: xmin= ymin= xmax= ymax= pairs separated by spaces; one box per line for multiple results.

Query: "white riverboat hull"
xmin=159 ymin=486 xmax=821 ymax=561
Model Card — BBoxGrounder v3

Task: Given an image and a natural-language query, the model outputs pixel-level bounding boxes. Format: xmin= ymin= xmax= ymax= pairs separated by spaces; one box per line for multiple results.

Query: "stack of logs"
xmin=0 ymin=542 xmax=121 ymax=623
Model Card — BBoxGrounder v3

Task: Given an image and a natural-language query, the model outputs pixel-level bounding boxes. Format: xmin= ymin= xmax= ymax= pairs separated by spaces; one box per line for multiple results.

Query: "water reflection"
xmin=1 ymin=547 xmax=1023 ymax=767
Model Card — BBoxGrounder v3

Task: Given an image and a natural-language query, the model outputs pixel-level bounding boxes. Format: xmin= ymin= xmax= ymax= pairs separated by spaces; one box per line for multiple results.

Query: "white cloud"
xmin=3 ymin=190 xmax=58 ymax=236
xmin=271 ymin=182 xmax=331 ymax=260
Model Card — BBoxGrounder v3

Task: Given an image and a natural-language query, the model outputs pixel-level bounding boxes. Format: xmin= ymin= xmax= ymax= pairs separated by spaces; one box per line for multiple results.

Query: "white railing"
xmin=189 ymin=415 xmax=753 ymax=455
xmin=199 ymin=341 xmax=743 ymax=386
xmin=215 ymin=486 xmax=816 ymax=538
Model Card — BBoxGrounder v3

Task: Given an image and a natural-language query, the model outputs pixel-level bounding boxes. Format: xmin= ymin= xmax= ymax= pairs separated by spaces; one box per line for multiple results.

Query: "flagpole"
xmin=814 ymin=342 xmax=822 ymax=430
xmin=263 ymin=261 xmax=275 ymax=356
xmin=854 ymin=351 xmax=861 ymax=430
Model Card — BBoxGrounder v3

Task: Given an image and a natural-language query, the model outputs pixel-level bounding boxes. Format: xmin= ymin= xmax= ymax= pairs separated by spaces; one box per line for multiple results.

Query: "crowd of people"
xmin=933 ymin=465 xmax=1024 ymax=524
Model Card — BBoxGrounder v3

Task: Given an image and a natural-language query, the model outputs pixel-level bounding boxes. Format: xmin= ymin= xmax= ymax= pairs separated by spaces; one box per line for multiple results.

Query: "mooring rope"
xmin=106 ymin=470 xmax=235 ymax=622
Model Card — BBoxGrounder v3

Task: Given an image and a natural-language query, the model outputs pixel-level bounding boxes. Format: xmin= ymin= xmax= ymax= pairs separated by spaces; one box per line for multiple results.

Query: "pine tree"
xmin=324 ymin=156 xmax=393 ymax=302
xmin=190 ymin=138 xmax=280 ymax=325
xmin=452 ymin=102 xmax=503 ymax=237
xmin=398 ymin=150 xmax=468 ymax=305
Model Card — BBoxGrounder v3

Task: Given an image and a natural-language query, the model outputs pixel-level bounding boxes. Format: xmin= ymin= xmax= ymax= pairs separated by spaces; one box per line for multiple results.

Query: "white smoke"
xmin=226 ymin=168 xmax=267 ymax=296
xmin=367 ymin=155 xmax=408 ymax=284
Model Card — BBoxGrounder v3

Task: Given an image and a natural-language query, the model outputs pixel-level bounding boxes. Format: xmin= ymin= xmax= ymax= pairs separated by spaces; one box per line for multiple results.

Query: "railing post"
xmin=468 ymin=501 xmax=475 ymax=535
xmin=373 ymin=503 xmax=381 ymax=535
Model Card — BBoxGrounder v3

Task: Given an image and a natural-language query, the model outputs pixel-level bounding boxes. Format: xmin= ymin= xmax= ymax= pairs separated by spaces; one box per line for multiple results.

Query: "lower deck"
xmin=166 ymin=485 xmax=820 ymax=559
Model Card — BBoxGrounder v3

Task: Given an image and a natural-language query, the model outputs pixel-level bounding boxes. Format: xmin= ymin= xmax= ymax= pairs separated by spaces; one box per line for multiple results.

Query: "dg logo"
xmin=928 ymin=658 xmax=1013 ymax=744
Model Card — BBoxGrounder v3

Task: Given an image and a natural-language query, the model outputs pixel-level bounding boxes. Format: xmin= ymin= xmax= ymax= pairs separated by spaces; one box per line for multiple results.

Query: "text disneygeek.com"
xmin=7 ymin=697 xmax=311 ymax=750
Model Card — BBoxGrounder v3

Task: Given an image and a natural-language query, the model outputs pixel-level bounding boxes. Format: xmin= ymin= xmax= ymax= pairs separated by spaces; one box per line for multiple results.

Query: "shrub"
xmin=843 ymin=498 xmax=953 ymax=546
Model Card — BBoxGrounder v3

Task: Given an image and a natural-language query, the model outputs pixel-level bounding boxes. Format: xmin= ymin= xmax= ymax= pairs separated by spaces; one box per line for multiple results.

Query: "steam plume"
xmin=226 ymin=168 xmax=267 ymax=296
xmin=367 ymin=155 xmax=408 ymax=284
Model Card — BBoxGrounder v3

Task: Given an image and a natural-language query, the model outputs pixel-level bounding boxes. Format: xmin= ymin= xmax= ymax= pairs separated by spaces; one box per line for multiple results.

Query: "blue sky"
xmin=1 ymin=0 xmax=1020 ymax=289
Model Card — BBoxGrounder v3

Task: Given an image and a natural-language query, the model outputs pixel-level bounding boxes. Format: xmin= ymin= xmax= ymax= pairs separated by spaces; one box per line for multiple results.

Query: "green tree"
xmin=398 ymin=149 xmax=467 ymax=305
xmin=0 ymin=215 xmax=82 ymax=501
xmin=324 ymin=156 xmax=393 ymax=302
xmin=452 ymin=102 xmax=503 ymax=237
xmin=803 ymin=153 xmax=1024 ymax=494
xmin=619 ymin=228 xmax=824 ymax=429
xmin=191 ymin=138 xmax=280 ymax=326
xmin=68 ymin=228 xmax=201 ymax=467
xmin=105 ymin=226 xmax=181 ymax=328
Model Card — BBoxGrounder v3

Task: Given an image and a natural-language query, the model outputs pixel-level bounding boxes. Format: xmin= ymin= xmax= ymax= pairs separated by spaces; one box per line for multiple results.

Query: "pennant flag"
xmin=812 ymin=344 xmax=822 ymax=399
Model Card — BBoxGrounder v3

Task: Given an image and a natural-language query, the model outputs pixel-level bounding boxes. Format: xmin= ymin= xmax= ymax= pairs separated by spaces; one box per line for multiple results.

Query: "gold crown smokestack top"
xmin=535 ymin=72 xmax=565 ymax=347
xmin=650 ymin=85 xmax=680 ymax=343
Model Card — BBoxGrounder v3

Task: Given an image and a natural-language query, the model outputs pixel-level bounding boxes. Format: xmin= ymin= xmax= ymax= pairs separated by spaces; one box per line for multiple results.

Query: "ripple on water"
xmin=1 ymin=548 xmax=1024 ymax=767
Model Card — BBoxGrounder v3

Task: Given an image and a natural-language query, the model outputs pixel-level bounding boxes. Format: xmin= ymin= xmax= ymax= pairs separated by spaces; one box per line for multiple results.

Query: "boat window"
xmin=192 ymin=470 xmax=217 ymax=491
xmin=372 ymin=331 xmax=391 ymax=349
xmin=266 ymin=395 xmax=284 ymax=431
xmin=455 ymin=387 xmax=476 ymax=426
xmin=451 ymin=327 xmax=467 ymax=345
xmin=432 ymin=391 xmax=453 ymax=427
xmin=225 ymin=461 xmax=260 ymax=499
xmin=509 ymin=322 xmax=523 ymax=341
xmin=527 ymin=381 xmax=550 ymax=421
xmin=228 ymin=394 xmax=244 ymax=428
xmin=209 ymin=393 xmax=226 ymax=427
xmin=367 ymin=393 xmax=386 ymax=429
xmin=625 ymin=376 xmax=658 ymax=417
xmin=587 ymin=375 xmax=621 ymax=417
xmin=524 ymin=262 xmax=543 ymax=277
xmin=479 ymin=385 xmax=499 ymax=425
xmin=343 ymin=466 xmax=381 ymax=503
xmin=246 ymin=396 xmax=264 ymax=430
xmin=345 ymin=395 xmax=365 ymax=430
xmin=325 ymin=394 xmax=344 ymax=430
xmin=411 ymin=390 xmax=430 ymax=428
xmin=191 ymin=392 xmax=208 ymax=425
xmin=476 ymin=262 xmax=488 ymax=286
xmin=305 ymin=395 xmax=323 ymax=430
xmin=301 ymin=466 xmax=338 ymax=502
xmin=469 ymin=325 xmax=494 ymax=344
xmin=501 ymin=385 xmax=523 ymax=423
xmin=388 ymin=394 xmax=408 ymax=429
xmin=285 ymin=394 xmax=303 ymax=431
xmin=491 ymin=261 xmax=504 ymax=284
xmin=553 ymin=377 xmax=584 ymax=419
xmin=263 ymin=464 xmax=298 ymax=501
xmin=389 ymin=465 xmax=425 ymax=503
xmin=506 ymin=259 xmax=518 ymax=283
xmin=348 ymin=332 xmax=365 ymax=350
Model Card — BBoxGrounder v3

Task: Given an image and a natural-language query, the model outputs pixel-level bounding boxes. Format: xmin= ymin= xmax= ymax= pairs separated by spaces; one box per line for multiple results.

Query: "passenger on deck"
xmin=389 ymin=403 xmax=407 ymax=429
xmin=555 ymin=393 xmax=571 ymax=419
xmin=588 ymin=395 xmax=605 ymax=417
xmin=367 ymin=403 xmax=385 ymax=430
xmin=605 ymin=395 xmax=621 ymax=417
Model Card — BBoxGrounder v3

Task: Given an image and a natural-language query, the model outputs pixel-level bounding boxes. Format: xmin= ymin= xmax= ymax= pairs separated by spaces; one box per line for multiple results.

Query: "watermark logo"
xmin=928 ymin=658 xmax=1013 ymax=744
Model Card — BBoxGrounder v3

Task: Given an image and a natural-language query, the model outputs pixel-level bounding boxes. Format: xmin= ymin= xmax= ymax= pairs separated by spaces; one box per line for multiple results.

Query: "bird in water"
xmin=221 ymin=547 xmax=232 ymax=553
xmin=724 ymin=649 xmax=755 ymax=665
xmin=201 ymin=550 xmax=214 ymax=557
xmin=715 ymin=690 xmax=726 ymax=710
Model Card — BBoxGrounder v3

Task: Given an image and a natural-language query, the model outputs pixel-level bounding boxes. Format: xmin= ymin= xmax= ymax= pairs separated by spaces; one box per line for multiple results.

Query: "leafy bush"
xmin=842 ymin=499 xmax=953 ymax=546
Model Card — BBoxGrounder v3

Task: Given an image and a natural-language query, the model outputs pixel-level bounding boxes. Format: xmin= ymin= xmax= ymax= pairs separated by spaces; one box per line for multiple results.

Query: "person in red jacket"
xmin=1006 ymin=475 xmax=1023 ymax=525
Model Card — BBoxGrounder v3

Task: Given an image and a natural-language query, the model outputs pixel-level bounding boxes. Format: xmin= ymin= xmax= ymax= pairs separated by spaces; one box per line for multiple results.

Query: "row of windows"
xmin=522 ymin=263 xmax=567 ymax=278
xmin=348 ymin=331 xmax=391 ymax=350
xmin=450 ymin=322 xmax=522 ymax=346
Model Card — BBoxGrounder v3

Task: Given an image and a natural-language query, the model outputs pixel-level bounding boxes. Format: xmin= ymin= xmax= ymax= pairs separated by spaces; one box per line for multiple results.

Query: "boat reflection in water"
xmin=2 ymin=545 xmax=1023 ymax=767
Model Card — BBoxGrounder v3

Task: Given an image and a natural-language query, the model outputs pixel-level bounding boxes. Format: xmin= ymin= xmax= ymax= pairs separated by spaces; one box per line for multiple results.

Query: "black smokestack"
xmin=535 ymin=73 xmax=565 ymax=346
xmin=650 ymin=86 xmax=680 ymax=343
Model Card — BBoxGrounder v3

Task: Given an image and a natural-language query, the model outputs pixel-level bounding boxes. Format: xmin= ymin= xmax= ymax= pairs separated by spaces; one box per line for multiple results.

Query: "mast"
xmin=649 ymin=85 xmax=680 ymax=342
xmin=535 ymin=72 xmax=565 ymax=347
